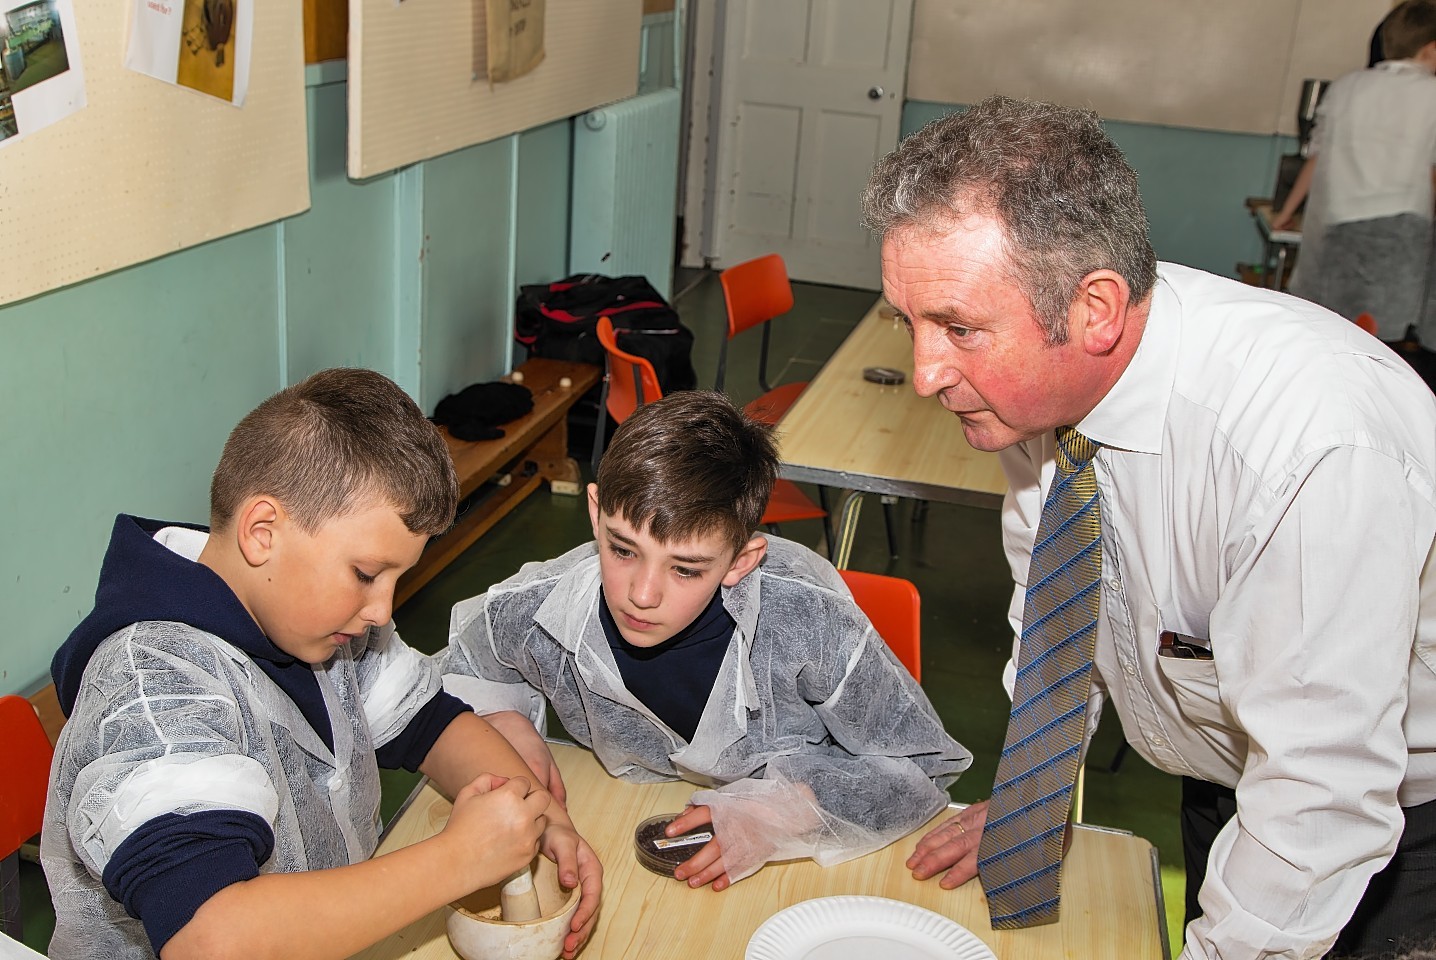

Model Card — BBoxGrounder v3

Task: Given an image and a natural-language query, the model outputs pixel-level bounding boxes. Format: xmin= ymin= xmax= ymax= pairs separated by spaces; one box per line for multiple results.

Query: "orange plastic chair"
xmin=1355 ymin=312 xmax=1377 ymax=336
xmin=1 ymin=694 xmax=55 ymax=941
xmin=716 ymin=254 xmax=807 ymax=425
xmin=838 ymin=570 xmax=921 ymax=682
xmin=594 ymin=317 xmax=828 ymax=534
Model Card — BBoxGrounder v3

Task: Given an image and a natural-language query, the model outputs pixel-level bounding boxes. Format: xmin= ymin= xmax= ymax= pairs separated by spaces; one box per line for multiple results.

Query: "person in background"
xmin=42 ymin=368 xmax=601 ymax=960
xmin=865 ymin=95 xmax=1436 ymax=959
xmin=441 ymin=390 xmax=971 ymax=892
xmin=1273 ymin=0 xmax=1436 ymax=382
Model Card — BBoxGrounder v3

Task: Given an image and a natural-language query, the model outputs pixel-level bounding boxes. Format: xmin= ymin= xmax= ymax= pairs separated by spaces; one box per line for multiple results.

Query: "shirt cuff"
xmin=102 ymin=809 xmax=274 ymax=954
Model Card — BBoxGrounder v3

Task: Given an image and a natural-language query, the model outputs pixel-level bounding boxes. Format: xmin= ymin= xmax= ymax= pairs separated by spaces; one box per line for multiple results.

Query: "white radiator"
xmin=568 ymin=88 xmax=681 ymax=299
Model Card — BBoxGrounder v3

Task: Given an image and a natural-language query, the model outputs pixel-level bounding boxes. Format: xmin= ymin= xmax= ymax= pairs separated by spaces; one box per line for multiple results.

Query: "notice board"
xmin=907 ymin=0 xmax=1392 ymax=137
xmin=347 ymin=0 xmax=642 ymax=179
xmin=0 ymin=0 xmax=309 ymax=307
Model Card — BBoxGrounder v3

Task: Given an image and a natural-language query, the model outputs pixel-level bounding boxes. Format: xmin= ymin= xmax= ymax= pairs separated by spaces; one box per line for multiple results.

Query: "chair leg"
xmin=817 ymin=487 xmax=834 ymax=554
xmin=881 ymin=495 xmax=900 ymax=558
xmin=1 ymin=850 xmax=21 ymax=942
xmin=1109 ymin=740 xmax=1131 ymax=773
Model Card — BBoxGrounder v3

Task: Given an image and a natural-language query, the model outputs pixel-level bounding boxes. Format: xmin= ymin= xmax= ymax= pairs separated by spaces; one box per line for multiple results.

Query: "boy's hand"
xmin=539 ymin=824 xmax=603 ymax=959
xmin=441 ymin=774 xmax=549 ymax=892
xmin=483 ymin=710 xmax=568 ymax=808
xmin=668 ymin=805 xmax=734 ymax=892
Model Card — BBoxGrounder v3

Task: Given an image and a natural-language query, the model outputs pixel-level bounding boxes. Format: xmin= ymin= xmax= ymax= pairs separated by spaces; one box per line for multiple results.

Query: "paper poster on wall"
xmin=0 ymin=0 xmax=85 ymax=149
xmin=487 ymin=0 xmax=545 ymax=82
xmin=124 ymin=0 xmax=251 ymax=106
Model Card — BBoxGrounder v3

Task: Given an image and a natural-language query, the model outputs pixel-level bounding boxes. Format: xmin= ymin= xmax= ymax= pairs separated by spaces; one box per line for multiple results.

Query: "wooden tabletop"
xmin=775 ymin=300 xmax=1007 ymax=508
xmin=351 ymin=743 xmax=1167 ymax=960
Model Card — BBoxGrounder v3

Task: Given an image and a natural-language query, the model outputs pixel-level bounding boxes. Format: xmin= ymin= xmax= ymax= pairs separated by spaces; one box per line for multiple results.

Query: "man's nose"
xmin=911 ymin=325 xmax=958 ymax=399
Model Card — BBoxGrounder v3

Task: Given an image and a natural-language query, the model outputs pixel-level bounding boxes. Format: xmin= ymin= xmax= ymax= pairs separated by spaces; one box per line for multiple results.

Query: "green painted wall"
xmin=902 ymin=101 xmax=1297 ymax=279
xmin=0 ymin=67 xmax=575 ymax=696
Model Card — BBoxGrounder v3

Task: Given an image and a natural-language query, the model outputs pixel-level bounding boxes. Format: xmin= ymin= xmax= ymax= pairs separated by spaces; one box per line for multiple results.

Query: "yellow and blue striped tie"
xmin=977 ymin=427 xmax=1102 ymax=929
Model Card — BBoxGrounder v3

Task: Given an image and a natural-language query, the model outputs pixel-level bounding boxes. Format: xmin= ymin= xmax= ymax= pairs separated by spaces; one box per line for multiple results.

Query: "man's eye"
xmin=947 ymin=324 xmax=972 ymax=338
xmin=354 ymin=568 xmax=377 ymax=584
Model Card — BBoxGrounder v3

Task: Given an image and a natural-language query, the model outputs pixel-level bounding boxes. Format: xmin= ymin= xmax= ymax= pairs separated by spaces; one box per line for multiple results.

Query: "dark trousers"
xmin=1181 ymin=777 xmax=1436 ymax=958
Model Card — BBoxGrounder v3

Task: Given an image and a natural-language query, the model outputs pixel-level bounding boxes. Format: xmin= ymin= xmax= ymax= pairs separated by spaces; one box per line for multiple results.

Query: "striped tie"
xmin=977 ymin=427 xmax=1102 ymax=929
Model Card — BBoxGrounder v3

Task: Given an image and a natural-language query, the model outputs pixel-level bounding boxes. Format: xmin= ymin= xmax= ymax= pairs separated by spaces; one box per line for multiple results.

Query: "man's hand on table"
xmin=907 ymin=799 xmax=988 ymax=889
xmin=908 ymin=799 xmax=1075 ymax=891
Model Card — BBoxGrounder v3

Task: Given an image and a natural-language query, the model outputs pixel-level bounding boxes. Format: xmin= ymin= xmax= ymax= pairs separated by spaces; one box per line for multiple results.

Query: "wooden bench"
xmin=395 ymin=357 xmax=601 ymax=607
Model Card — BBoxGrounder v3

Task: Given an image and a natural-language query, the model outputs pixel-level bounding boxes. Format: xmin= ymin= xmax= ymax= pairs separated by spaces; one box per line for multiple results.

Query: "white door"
xmin=709 ymin=0 xmax=912 ymax=289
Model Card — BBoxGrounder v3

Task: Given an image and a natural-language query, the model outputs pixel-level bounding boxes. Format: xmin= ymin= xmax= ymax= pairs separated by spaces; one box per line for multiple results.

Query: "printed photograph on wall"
xmin=0 ymin=0 xmax=85 ymax=150
xmin=177 ymin=0 xmax=234 ymax=101
xmin=124 ymin=0 xmax=250 ymax=106
xmin=2 ymin=0 xmax=68 ymax=93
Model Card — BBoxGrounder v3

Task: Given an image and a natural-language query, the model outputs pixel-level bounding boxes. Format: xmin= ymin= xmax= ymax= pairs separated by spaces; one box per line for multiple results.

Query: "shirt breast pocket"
xmin=1153 ymin=632 xmax=1249 ymax=769
xmin=1154 ymin=649 xmax=1226 ymax=730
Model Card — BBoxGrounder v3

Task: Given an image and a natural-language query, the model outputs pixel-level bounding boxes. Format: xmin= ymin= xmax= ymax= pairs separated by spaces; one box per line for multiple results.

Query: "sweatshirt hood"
xmin=53 ymin=514 xmax=285 ymax=715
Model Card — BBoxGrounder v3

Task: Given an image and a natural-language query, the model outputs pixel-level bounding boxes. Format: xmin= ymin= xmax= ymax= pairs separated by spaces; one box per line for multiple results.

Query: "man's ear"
xmin=1072 ymin=269 xmax=1131 ymax=356
xmin=721 ymin=535 xmax=768 ymax=587
xmin=234 ymin=496 xmax=282 ymax=568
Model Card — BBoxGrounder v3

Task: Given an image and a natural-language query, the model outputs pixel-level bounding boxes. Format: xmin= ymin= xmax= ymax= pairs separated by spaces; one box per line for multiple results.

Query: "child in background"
xmin=41 ymin=368 xmax=600 ymax=960
xmin=1273 ymin=0 xmax=1436 ymax=368
xmin=441 ymin=391 xmax=971 ymax=891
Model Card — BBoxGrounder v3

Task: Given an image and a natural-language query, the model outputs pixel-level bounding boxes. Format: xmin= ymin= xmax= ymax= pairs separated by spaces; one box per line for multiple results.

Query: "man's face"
xmin=588 ymin=487 xmax=756 ymax=649
xmin=254 ymin=497 xmax=427 ymax=664
xmin=881 ymin=213 xmax=1090 ymax=452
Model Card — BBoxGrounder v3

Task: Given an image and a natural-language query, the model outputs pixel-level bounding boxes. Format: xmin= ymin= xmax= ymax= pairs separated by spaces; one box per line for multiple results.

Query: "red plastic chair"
xmin=1 ymin=694 xmax=55 ymax=941
xmin=838 ymin=570 xmax=921 ymax=682
xmin=716 ymin=254 xmax=807 ymax=425
xmin=594 ymin=317 xmax=827 ymax=534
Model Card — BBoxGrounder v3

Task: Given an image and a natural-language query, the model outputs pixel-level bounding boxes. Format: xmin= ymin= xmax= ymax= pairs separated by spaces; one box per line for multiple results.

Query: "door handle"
xmin=868 ymin=86 xmax=884 ymax=100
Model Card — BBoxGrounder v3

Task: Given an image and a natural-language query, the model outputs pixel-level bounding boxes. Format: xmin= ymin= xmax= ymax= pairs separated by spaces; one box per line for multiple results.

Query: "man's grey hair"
xmin=862 ymin=96 xmax=1157 ymax=344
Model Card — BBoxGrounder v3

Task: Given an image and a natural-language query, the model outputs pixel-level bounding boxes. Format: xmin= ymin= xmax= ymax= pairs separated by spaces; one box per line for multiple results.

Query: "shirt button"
xmin=1150 ymin=736 xmax=1166 ymax=747
xmin=1123 ymin=660 xmax=1137 ymax=676
xmin=328 ymin=774 xmax=344 ymax=790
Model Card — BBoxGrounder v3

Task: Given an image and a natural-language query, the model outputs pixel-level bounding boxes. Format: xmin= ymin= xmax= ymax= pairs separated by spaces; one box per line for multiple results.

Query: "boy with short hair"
xmin=41 ymin=368 xmax=601 ymax=960
xmin=441 ymin=391 xmax=970 ymax=891
xmin=1273 ymin=0 xmax=1436 ymax=355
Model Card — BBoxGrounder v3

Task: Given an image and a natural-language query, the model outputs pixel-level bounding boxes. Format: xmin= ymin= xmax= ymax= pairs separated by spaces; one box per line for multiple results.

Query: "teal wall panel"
xmin=0 ymin=229 xmax=282 ymax=692
xmin=901 ymin=101 xmax=1297 ymax=279
xmin=517 ymin=118 xmax=575 ymax=287
xmin=283 ymin=70 xmax=402 ymax=382
xmin=418 ymin=137 xmax=519 ymax=414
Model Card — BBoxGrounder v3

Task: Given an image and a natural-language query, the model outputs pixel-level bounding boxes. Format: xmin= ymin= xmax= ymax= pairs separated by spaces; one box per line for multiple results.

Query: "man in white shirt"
xmin=863 ymin=95 xmax=1436 ymax=959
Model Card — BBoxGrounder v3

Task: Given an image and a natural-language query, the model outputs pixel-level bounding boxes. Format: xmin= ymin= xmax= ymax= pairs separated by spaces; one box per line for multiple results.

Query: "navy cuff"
xmin=374 ymin=689 xmax=472 ymax=772
xmin=103 ymin=810 xmax=274 ymax=954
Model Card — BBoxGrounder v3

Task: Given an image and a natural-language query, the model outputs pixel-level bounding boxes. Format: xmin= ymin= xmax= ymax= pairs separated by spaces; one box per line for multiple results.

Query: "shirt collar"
xmin=1075 ymin=269 xmax=1180 ymax=455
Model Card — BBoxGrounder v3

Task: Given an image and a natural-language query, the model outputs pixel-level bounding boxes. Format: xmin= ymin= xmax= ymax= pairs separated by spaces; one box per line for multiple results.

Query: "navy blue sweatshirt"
xmin=599 ymin=585 xmax=735 ymax=742
xmin=51 ymin=514 xmax=468 ymax=953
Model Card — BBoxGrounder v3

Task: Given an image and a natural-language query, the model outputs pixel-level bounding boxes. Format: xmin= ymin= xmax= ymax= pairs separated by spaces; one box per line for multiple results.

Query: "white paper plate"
xmin=745 ymin=896 xmax=997 ymax=960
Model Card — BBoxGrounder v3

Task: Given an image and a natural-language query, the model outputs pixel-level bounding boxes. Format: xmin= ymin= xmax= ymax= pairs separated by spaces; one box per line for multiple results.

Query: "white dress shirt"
xmin=999 ymin=264 xmax=1436 ymax=960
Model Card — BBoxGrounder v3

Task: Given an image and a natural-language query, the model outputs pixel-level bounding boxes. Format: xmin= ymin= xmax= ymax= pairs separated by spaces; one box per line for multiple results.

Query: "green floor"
xmin=15 ymin=269 xmax=1187 ymax=954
